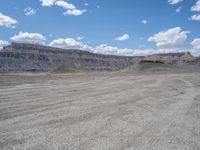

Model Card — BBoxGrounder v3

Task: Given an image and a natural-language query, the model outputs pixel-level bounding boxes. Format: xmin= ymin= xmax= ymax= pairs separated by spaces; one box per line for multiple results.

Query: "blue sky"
xmin=0 ymin=0 xmax=200 ymax=56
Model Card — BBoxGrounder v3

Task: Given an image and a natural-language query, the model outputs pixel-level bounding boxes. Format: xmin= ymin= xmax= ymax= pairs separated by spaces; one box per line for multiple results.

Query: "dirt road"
xmin=0 ymin=72 xmax=200 ymax=150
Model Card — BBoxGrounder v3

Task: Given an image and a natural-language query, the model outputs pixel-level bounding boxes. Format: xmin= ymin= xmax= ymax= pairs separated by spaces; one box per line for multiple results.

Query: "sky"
xmin=0 ymin=0 xmax=200 ymax=56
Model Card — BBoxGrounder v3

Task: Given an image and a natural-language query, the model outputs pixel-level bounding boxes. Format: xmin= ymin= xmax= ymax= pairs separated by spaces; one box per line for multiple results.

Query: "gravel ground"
xmin=0 ymin=71 xmax=200 ymax=150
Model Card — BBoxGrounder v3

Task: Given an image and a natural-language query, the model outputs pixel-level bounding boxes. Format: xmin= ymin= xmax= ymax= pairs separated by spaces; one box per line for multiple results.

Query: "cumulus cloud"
xmin=40 ymin=0 xmax=58 ymax=6
xmin=191 ymin=0 xmax=200 ymax=12
xmin=49 ymin=37 xmax=160 ymax=56
xmin=64 ymin=9 xmax=86 ymax=16
xmin=190 ymin=14 xmax=200 ymax=21
xmin=92 ymin=45 xmax=190 ymax=56
xmin=141 ymin=20 xmax=147 ymax=24
xmin=89 ymin=45 xmax=187 ymax=56
xmin=93 ymin=44 xmax=147 ymax=56
xmin=49 ymin=38 xmax=82 ymax=48
xmin=115 ymin=34 xmax=130 ymax=41
xmin=0 ymin=40 xmax=9 ymax=48
xmin=49 ymin=37 xmax=200 ymax=56
xmin=93 ymin=44 xmax=125 ymax=55
xmin=11 ymin=32 xmax=46 ymax=42
xmin=0 ymin=12 xmax=17 ymax=28
xmin=55 ymin=1 xmax=75 ymax=9
xmin=148 ymin=27 xmax=189 ymax=49
xmin=191 ymin=38 xmax=200 ymax=50
xmin=40 ymin=0 xmax=86 ymax=16
xmin=48 ymin=36 xmax=200 ymax=56
xmin=49 ymin=38 xmax=93 ymax=52
xmin=24 ymin=7 xmax=37 ymax=16
xmin=49 ymin=38 xmax=93 ymax=51
xmin=168 ymin=0 xmax=183 ymax=5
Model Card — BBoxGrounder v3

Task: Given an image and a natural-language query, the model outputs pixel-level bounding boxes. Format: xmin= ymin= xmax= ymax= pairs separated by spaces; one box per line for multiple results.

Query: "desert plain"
xmin=0 ymin=67 xmax=200 ymax=150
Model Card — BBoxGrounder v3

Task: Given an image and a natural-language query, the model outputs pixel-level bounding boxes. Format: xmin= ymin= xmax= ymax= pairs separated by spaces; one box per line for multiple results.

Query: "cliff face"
xmin=143 ymin=52 xmax=194 ymax=64
xmin=0 ymin=43 xmax=142 ymax=72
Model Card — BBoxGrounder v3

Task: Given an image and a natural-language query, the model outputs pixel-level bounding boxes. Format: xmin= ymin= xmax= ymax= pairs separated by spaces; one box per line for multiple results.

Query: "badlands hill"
xmin=0 ymin=43 xmax=142 ymax=72
xmin=0 ymin=42 xmax=197 ymax=72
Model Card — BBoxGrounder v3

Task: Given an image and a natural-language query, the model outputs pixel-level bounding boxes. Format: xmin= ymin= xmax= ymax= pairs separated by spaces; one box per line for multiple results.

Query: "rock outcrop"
xmin=133 ymin=52 xmax=197 ymax=72
xmin=143 ymin=52 xmax=194 ymax=64
xmin=0 ymin=43 xmax=142 ymax=72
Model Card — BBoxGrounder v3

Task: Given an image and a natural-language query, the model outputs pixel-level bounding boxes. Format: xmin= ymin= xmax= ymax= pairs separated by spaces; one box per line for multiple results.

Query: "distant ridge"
xmin=0 ymin=43 xmax=197 ymax=72
xmin=0 ymin=43 xmax=142 ymax=72
xmin=2 ymin=42 xmax=138 ymax=58
xmin=143 ymin=52 xmax=194 ymax=64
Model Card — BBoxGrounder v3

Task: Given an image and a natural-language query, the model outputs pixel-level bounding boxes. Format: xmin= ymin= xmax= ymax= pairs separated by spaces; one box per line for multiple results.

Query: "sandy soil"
xmin=0 ymin=71 xmax=200 ymax=150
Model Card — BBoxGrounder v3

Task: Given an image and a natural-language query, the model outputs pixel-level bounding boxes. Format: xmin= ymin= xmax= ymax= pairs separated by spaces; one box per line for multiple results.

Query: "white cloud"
xmin=190 ymin=14 xmax=200 ymax=21
xmin=24 ymin=7 xmax=37 ymax=16
xmin=176 ymin=7 xmax=182 ymax=12
xmin=148 ymin=27 xmax=189 ymax=49
xmin=48 ymin=36 xmax=200 ymax=56
xmin=11 ymin=32 xmax=46 ymax=42
xmin=168 ymin=0 xmax=183 ymax=5
xmin=115 ymin=34 xmax=130 ymax=41
xmin=40 ymin=0 xmax=86 ymax=16
xmin=93 ymin=44 xmax=123 ymax=55
xmin=91 ymin=45 xmax=184 ymax=56
xmin=0 ymin=40 xmax=9 ymax=48
xmin=0 ymin=12 xmax=17 ymax=28
xmin=93 ymin=44 xmax=139 ymax=56
xmin=191 ymin=38 xmax=200 ymax=50
xmin=55 ymin=1 xmax=75 ymax=9
xmin=48 ymin=38 xmax=158 ymax=56
xmin=40 ymin=0 xmax=58 ymax=6
xmin=49 ymin=38 xmax=84 ymax=48
xmin=84 ymin=3 xmax=89 ymax=6
xmin=49 ymin=40 xmax=152 ymax=56
xmin=142 ymin=20 xmax=147 ymax=24
xmin=191 ymin=0 xmax=200 ymax=12
xmin=64 ymin=9 xmax=86 ymax=16
xmin=49 ymin=38 xmax=93 ymax=51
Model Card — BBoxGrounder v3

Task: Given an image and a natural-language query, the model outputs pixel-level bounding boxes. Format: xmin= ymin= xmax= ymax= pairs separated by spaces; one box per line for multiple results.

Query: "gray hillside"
xmin=0 ymin=43 xmax=142 ymax=72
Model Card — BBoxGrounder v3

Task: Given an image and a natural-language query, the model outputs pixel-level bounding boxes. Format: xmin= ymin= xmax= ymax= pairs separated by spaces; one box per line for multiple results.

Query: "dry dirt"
xmin=0 ymin=71 xmax=200 ymax=150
